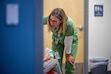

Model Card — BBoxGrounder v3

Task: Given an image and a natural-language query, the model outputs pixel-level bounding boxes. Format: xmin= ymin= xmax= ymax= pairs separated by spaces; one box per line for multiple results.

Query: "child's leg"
xmin=43 ymin=59 xmax=62 ymax=74
xmin=52 ymin=59 xmax=62 ymax=74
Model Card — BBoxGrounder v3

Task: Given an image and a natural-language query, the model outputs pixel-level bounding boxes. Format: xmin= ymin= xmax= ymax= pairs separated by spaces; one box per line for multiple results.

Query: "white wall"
xmin=88 ymin=0 xmax=111 ymax=71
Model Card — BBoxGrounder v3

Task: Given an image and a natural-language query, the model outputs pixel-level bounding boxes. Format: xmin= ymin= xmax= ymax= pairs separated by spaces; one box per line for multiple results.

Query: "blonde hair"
xmin=47 ymin=8 xmax=68 ymax=34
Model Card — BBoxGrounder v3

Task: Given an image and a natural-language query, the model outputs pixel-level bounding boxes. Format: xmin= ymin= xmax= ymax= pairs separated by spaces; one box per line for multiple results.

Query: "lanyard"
xmin=53 ymin=27 xmax=61 ymax=48
xmin=54 ymin=33 xmax=60 ymax=46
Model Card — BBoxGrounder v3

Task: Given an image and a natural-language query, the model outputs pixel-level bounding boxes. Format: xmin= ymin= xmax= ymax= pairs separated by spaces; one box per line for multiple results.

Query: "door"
xmin=0 ymin=0 xmax=43 ymax=74
xmin=43 ymin=0 xmax=84 ymax=74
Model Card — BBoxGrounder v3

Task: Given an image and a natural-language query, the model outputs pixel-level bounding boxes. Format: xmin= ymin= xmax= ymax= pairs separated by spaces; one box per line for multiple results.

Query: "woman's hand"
xmin=66 ymin=54 xmax=75 ymax=65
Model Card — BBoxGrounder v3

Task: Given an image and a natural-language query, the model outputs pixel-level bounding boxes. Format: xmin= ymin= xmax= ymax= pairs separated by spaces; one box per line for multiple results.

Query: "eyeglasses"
xmin=49 ymin=19 xmax=60 ymax=23
xmin=49 ymin=19 xmax=58 ymax=23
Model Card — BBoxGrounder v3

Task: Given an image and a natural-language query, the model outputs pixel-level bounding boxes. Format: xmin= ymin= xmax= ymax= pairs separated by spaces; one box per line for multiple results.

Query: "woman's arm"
xmin=64 ymin=36 xmax=74 ymax=65
xmin=43 ymin=16 xmax=48 ymax=25
xmin=64 ymin=17 xmax=78 ymax=64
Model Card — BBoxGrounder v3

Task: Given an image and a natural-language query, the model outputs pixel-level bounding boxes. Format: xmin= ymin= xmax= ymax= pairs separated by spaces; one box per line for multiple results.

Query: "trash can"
xmin=89 ymin=57 xmax=109 ymax=74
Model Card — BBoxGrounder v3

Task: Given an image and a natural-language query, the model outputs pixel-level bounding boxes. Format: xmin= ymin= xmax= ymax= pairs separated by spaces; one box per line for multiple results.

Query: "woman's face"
xmin=49 ymin=15 xmax=61 ymax=28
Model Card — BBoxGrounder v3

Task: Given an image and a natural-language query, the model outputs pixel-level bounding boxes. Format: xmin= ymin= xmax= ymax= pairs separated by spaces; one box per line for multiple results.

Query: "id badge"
xmin=55 ymin=51 xmax=60 ymax=59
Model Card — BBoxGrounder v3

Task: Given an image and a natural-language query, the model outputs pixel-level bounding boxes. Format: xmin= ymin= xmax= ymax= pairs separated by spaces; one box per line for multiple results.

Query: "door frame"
xmin=84 ymin=0 xmax=89 ymax=74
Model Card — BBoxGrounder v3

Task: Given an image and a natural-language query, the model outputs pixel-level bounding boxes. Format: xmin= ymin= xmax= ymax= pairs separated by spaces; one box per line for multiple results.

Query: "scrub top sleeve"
xmin=43 ymin=16 xmax=48 ymax=25
xmin=65 ymin=21 xmax=74 ymax=36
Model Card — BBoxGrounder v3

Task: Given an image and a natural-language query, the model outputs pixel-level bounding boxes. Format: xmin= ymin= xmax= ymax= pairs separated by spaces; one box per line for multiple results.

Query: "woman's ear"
xmin=60 ymin=20 xmax=63 ymax=24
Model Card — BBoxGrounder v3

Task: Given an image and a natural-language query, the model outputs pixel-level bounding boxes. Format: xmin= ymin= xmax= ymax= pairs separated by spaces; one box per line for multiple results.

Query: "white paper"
xmin=6 ymin=4 xmax=19 ymax=25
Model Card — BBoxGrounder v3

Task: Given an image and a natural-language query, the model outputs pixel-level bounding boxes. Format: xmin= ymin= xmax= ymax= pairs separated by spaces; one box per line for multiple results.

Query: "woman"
xmin=43 ymin=8 xmax=78 ymax=74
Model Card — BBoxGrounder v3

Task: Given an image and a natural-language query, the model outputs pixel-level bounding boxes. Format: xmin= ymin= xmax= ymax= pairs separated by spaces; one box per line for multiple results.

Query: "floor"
xmin=62 ymin=63 xmax=83 ymax=74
